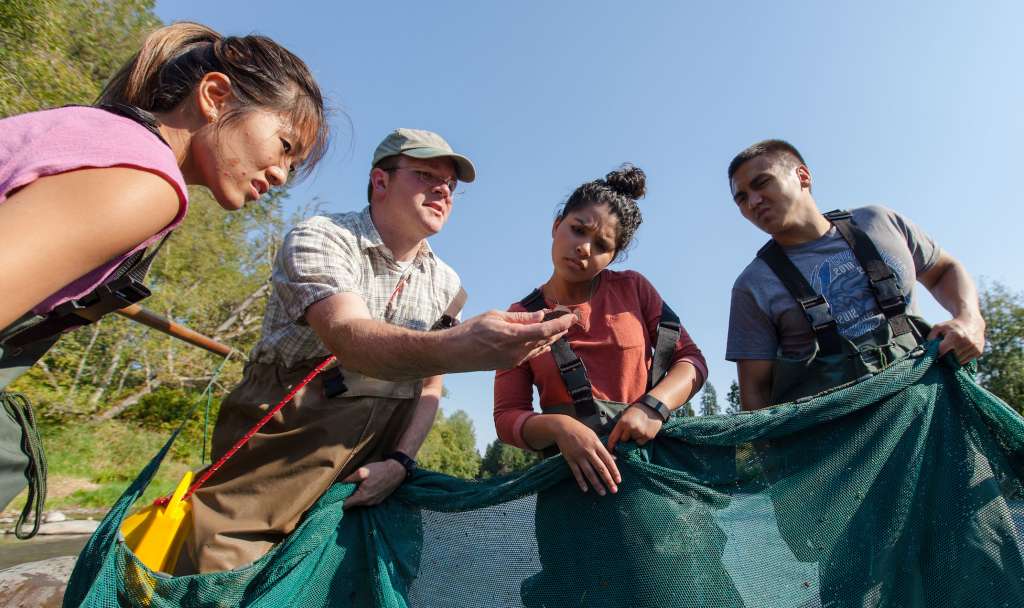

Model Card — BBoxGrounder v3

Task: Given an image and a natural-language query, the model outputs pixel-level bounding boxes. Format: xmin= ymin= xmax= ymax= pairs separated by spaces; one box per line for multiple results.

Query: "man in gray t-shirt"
xmin=725 ymin=139 xmax=986 ymax=410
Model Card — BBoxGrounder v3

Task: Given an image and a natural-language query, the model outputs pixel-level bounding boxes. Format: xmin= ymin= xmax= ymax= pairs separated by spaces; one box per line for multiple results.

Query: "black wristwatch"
xmin=383 ymin=451 xmax=417 ymax=478
xmin=632 ymin=394 xmax=671 ymax=422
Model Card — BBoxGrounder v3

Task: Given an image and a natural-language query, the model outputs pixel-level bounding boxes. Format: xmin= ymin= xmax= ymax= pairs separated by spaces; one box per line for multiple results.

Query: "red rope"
xmin=183 ymin=355 xmax=337 ymax=501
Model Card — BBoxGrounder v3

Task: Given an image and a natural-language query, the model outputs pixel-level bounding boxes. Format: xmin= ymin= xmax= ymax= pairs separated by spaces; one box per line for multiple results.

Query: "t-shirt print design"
xmin=811 ymin=249 xmax=909 ymax=339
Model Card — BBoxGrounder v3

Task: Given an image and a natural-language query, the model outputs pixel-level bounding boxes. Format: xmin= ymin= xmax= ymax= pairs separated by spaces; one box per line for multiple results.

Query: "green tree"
xmin=418 ymin=409 xmax=481 ymax=479
xmin=699 ymin=382 xmax=720 ymax=416
xmin=674 ymin=401 xmax=696 ymax=417
xmin=478 ymin=440 xmax=539 ymax=478
xmin=726 ymin=380 xmax=742 ymax=414
xmin=1 ymin=0 xmax=160 ymax=117
xmin=978 ymin=282 xmax=1024 ymax=412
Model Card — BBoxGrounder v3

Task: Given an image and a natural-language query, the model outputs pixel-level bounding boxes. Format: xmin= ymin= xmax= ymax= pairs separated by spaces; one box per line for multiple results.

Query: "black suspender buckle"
xmin=430 ymin=314 xmax=458 ymax=330
xmin=798 ymin=295 xmax=836 ymax=332
xmin=659 ymin=319 xmax=680 ymax=332
xmin=321 ymin=366 xmax=348 ymax=398
xmin=558 ymin=359 xmax=594 ymax=401
xmin=55 ymin=276 xmax=152 ymax=321
xmin=870 ymin=275 xmax=906 ymax=316
xmin=823 ymin=209 xmax=853 ymax=222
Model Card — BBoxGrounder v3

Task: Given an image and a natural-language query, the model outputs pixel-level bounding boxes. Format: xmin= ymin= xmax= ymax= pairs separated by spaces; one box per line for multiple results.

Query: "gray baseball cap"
xmin=372 ymin=128 xmax=476 ymax=183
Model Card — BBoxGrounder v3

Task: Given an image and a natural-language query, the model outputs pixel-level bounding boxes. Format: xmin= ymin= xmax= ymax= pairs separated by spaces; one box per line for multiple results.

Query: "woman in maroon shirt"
xmin=494 ymin=164 xmax=707 ymax=494
xmin=493 ymin=165 xmax=743 ymax=607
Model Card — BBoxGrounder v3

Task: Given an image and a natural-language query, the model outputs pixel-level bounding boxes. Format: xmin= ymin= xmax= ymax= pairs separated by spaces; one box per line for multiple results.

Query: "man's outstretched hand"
xmin=450 ymin=309 xmax=574 ymax=371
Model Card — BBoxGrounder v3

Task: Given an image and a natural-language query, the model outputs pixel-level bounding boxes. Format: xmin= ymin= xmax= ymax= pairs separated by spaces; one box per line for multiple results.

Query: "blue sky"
xmin=156 ymin=1 xmax=1024 ymax=451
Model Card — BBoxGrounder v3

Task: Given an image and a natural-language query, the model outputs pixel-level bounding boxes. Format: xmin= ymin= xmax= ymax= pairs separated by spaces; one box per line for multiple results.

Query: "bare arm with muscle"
xmin=0 ymin=168 xmax=180 ymax=330
xmin=918 ymin=251 xmax=986 ymax=364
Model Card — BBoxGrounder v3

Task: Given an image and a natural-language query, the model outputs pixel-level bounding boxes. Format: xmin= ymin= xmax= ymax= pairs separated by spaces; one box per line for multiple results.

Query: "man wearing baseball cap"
xmin=178 ymin=129 xmax=573 ymax=573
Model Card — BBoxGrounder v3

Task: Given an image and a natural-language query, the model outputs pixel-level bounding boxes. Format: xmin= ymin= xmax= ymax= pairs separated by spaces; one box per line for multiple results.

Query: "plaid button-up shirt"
xmin=250 ymin=206 xmax=462 ymax=368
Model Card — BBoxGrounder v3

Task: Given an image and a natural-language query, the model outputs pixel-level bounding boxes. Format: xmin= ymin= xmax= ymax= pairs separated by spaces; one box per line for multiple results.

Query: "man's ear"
xmin=371 ymin=168 xmax=389 ymax=192
xmin=795 ymin=164 xmax=812 ymax=190
xmin=552 ymin=216 xmax=562 ymax=238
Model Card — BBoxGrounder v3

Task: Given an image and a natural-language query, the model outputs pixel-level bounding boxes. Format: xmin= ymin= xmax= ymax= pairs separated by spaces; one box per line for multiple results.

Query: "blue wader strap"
xmin=757 ymin=241 xmax=847 ymax=356
xmin=824 ymin=209 xmax=914 ymax=337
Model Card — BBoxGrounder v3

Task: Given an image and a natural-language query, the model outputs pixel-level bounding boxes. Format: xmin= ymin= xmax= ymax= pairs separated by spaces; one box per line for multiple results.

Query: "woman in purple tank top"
xmin=0 ymin=22 xmax=330 ymax=522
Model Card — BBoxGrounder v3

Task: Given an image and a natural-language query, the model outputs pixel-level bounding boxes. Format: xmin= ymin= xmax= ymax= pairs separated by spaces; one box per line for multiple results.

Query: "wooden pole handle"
xmin=115 ymin=305 xmax=234 ymax=358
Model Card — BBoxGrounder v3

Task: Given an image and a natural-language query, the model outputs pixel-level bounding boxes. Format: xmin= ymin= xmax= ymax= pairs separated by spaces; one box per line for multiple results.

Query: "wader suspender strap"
xmin=520 ymin=289 xmax=597 ymax=418
xmin=0 ymin=104 xmax=173 ymax=349
xmin=518 ymin=288 xmax=681 ymax=418
xmin=2 ymin=234 xmax=171 ymax=348
xmin=757 ymin=241 xmax=847 ymax=356
xmin=649 ymin=303 xmax=681 ymax=390
xmin=823 ymin=210 xmax=914 ymax=337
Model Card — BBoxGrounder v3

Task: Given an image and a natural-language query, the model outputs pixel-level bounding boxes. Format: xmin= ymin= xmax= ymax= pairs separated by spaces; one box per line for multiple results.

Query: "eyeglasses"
xmin=390 ymin=167 xmax=458 ymax=194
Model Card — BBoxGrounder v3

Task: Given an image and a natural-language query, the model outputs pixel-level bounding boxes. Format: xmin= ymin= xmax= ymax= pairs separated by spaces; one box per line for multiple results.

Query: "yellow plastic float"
xmin=120 ymin=470 xmax=193 ymax=573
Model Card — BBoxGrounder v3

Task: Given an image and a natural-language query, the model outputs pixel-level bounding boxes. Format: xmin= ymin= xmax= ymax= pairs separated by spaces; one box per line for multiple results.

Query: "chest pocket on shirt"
xmin=605 ymin=312 xmax=646 ymax=350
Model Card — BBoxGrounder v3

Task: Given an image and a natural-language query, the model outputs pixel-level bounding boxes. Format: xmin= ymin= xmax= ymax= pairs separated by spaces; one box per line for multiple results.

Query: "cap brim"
xmin=401 ymin=147 xmax=476 ymax=183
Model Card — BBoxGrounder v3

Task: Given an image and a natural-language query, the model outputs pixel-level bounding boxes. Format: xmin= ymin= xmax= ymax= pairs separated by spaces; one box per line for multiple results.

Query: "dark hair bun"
xmin=605 ymin=164 xmax=646 ymax=200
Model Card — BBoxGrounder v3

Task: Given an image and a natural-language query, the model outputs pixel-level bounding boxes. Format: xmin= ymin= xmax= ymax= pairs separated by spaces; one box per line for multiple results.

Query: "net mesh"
xmin=64 ymin=342 xmax=1024 ymax=607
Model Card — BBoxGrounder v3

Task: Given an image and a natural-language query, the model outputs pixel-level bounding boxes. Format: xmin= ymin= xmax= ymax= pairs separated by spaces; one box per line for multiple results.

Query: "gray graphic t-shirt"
xmin=726 ymin=206 xmax=941 ymax=361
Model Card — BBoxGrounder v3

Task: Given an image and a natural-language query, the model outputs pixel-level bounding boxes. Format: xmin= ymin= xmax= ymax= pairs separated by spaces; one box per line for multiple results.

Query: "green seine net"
xmin=64 ymin=341 xmax=1024 ymax=607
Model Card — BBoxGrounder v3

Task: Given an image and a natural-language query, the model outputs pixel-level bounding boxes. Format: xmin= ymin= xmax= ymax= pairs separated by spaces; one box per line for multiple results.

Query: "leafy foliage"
xmin=418 ymin=409 xmax=482 ymax=479
xmin=0 ymin=0 xmax=159 ymax=117
xmin=978 ymin=281 xmax=1024 ymax=412
xmin=478 ymin=440 xmax=539 ymax=478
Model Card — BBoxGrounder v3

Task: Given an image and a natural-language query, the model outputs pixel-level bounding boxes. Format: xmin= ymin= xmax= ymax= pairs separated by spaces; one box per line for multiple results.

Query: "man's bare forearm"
xmin=393 ymin=376 xmax=443 ymax=457
xmin=324 ymin=318 xmax=458 ymax=380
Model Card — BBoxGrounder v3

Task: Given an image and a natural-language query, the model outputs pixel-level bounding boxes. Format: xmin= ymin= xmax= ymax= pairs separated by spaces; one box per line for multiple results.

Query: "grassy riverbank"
xmin=3 ymin=420 xmax=201 ymax=519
